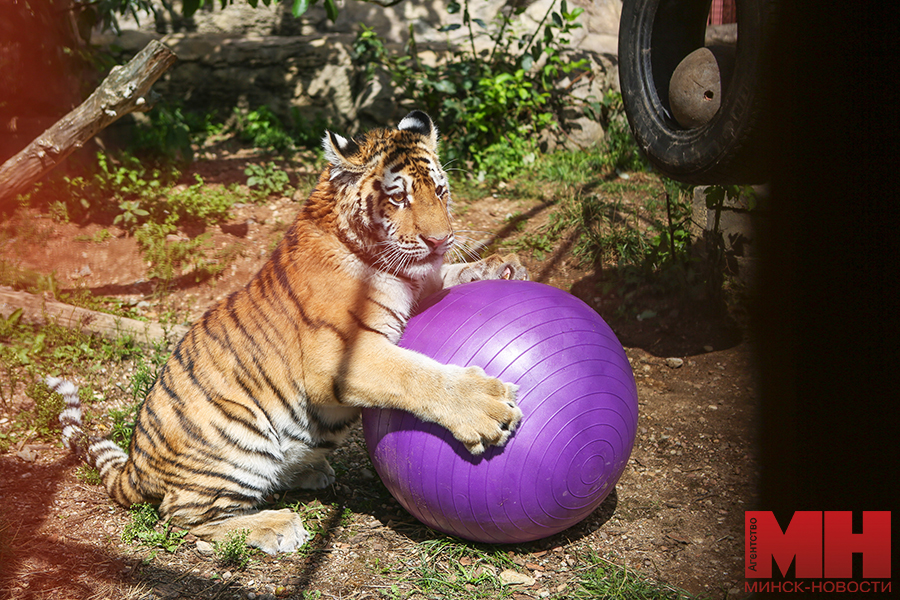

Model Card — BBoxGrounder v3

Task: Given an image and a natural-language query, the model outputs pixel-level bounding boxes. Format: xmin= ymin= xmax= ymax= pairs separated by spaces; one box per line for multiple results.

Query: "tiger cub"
xmin=49 ymin=111 xmax=526 ymax=554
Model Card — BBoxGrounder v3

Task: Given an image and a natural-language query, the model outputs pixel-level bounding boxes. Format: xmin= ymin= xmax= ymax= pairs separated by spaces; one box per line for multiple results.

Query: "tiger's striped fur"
xmin=52 ymin=111 xmax=526 ymax=554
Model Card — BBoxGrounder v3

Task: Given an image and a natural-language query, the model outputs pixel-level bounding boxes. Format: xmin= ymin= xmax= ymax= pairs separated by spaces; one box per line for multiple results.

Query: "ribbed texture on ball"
xmin=362 ymin=280 xmax=638 ymax=544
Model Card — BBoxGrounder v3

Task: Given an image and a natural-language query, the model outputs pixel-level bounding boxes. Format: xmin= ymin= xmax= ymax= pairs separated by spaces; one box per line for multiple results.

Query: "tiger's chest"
xmin=344 ymin=262 xmax=423 ymax=343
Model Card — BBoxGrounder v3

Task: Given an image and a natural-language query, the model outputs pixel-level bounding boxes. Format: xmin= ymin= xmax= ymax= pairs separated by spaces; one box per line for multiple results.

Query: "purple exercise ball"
xmin=361 ymin=280 xmax=638 ymax=544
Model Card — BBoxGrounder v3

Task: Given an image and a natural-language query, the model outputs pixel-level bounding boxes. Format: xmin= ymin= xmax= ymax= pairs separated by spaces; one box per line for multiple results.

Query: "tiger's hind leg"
xmin=159 ymin=490 xmax=310 ymax=555
xmin=287 ymin=457 xmax=335 ymax=490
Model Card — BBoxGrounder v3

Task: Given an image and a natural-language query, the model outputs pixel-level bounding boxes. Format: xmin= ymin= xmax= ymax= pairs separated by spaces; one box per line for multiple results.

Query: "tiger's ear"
xmin=322 ymin=130 xmax=363 ymax=170
xmin=398 ymin=110 xmax=438 ymax=151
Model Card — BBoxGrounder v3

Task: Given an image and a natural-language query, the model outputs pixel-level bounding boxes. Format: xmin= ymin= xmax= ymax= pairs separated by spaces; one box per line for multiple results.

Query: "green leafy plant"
xmin=113 ymin=200 xmax=150 ymax=231
xmin=245 ymin=162 xmax=292 ymax=197
xmin=213 ymin=528 xmax=253 ymax=569
xmin=286 ymin=499 xmax=339 ymax=543
xmin=48 ymin=200 xmax=70 ymax=223
xmin=122 ymin=503 xmax=187 ymax=552
xmin=288 ymin=108 xmax=330 ymax=150
xmin=132 ymin=103 xmax=195 ymax=164
xmin=234 ymin=106 xmax=295 ymax=154
xmin=74 ymin=228 xmax=113 ymax=243
xmin=167 ymin=174 xmax=237 ymax=223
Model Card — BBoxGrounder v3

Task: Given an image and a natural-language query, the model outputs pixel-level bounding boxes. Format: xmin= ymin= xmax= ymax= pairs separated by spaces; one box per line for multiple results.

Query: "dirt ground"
xmin=0 ymin=155 xmax=757 ymax=600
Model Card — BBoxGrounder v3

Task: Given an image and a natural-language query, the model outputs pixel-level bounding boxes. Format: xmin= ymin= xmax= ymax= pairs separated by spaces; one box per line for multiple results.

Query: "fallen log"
xmin=0 ymin=286 xmax=189 ymax=345
xmin=0 ymin=39 xmax=177 ymax=210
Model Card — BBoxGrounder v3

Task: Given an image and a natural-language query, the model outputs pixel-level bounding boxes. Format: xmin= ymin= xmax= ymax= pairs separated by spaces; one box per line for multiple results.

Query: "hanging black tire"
xmin=618 ymin=0 xmax=776 ymax=185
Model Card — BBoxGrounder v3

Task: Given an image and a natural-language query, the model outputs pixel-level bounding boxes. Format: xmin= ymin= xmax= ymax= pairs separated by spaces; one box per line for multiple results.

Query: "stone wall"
xmin=105 ymin=0 xmax=622 ymax=142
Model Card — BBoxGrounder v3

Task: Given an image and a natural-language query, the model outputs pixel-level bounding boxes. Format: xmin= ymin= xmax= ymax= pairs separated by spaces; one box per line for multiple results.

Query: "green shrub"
xmin=132 ymin=103 xmax=194 ymax=164
xmin=234 ymin=106 xmax=295 ymax=153
xmin=213 ymin=529 xmax=253 ymax=569
xmin=354 ymin=0 xmax=589 ymax=182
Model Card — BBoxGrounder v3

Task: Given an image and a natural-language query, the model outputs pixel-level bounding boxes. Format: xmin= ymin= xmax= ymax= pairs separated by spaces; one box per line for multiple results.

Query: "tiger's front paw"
xmin=439 ymin=365 xmax=523 ymax=455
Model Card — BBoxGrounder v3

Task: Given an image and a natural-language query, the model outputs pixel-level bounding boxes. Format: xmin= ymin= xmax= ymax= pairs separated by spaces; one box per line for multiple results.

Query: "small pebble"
xmin=195 ymin=540 xmax=214 ymax=555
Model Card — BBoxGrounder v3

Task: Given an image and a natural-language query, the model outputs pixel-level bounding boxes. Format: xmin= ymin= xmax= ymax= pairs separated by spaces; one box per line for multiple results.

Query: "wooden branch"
xmin=0 ymin=287 xmax=189 ymax=346
xmin=0 ymin=39 xmax=177 ymax=210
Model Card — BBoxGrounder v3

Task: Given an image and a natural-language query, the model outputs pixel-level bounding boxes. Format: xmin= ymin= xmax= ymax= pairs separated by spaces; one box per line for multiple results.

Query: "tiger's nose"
xmin=423 ymin=235 xmax=449 ymax=250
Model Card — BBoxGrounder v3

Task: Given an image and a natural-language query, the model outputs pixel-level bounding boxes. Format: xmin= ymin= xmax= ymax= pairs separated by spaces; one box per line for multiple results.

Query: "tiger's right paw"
xmin=191 ymin=508 xmax=310 ymax=555
xmin=438 ymin=365 xmax=523 ymax=455
xmin=246 ymin=509 xmax=310 ymax=555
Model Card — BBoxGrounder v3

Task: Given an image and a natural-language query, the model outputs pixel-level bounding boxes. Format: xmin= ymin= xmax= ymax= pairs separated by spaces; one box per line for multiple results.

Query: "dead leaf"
xmin=499 ymin=569 xmax=536 ymax=586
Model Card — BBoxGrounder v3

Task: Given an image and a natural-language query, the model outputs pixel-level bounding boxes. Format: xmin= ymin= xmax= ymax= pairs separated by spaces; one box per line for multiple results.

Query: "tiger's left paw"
xmin=451 ymin=253 xmax=527 ymax=285
xmin=480 ymin=253 xmax=527 ymax=281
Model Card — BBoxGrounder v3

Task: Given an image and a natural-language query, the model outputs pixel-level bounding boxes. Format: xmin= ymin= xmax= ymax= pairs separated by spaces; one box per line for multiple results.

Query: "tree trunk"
xmin=0 ymin=286 xmax=189 ymax=345
xmin=0 ymin=40 xmax=177 ymax=211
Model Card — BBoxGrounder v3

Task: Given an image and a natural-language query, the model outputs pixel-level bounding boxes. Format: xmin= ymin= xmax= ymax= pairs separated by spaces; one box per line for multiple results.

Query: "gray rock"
xmin=195 ymin=539 xmax=214 ymax=555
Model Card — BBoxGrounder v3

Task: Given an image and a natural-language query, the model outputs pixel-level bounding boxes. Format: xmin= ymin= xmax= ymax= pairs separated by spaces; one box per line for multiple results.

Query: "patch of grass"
xmin=25 ymin=379 xmax=65 ymax=438
xmin=135 ymin=225 xmax=212 ymax=283
xmin=0 ymin=259 xmax=60 ymax=296
xmin=73 ymin=228 xmax=113 ymax=243
xmin=2 ymin=319 xmax=170 ymax=454
xmin=170 ymin=174 xmax=243 ymax=223
xmin=575 ymin=553 xmax=705 ymax=599
xmin=501 ymin=143 xmax=714 ymax=307
xmin=109 ymin=336 xmax=170 ymax=451
xmin=19 ymin=152 xmax=245 ymax=287
xmin=122 ymin=503 xmax=187 ymax=553
xmin=122 ymin=503 xmax=159 ymax=542
xmin=134 ymin=223 xmax=242 ymax=286
xmin=0 ymin=303 xmax=156 ymax=453
xmin=213 ymin=528 xmax=253 ymax=569
xmin=108 ymin=401 xmax=141 ymax=452
xmin=48 ymin=200 xmax=70 ymax=223
xmin=75 ymin=465 xmax=102 ymax=485
xmin=388 ymin=538 xmax=519 ymax=600
xmin=56 ymin=289 xmax=144 ymax=322
xmin=232 ymin=105 xmax=331 ymax=155
xmin=131 ymin=102 xmax=195 ymax=164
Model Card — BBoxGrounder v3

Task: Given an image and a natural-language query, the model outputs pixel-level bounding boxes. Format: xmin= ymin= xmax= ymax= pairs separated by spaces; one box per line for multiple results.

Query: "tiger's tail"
xmin=47 ymin=377 xmax=131 ymax=498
